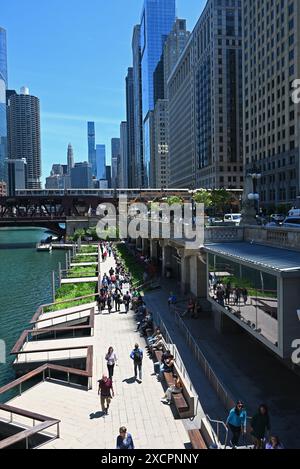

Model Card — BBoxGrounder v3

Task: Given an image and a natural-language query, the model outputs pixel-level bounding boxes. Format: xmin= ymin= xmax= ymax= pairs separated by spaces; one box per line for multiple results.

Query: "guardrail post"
xmin=65 ymin=252 xmax=68 ymax=270
xmin=58 ymin=262 xmax=62 ymax=287
xmin=19 ymin=383 xmax=22 ymax=396
xmin=52 ymin=271 xmax=56 ymax=303
xmin=57 ymin=422 xmax=60 ymax=439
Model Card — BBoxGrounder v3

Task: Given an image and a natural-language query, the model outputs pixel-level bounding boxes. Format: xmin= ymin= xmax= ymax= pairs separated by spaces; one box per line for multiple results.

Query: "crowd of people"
xmin=210 ymin=278 xmax=248 ymax=308
xmin=226 ymin=400 xmax=284 ymax=450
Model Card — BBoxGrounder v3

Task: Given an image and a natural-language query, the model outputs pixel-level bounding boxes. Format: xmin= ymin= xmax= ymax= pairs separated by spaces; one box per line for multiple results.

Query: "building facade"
xmin=119 ymin=121 xmax=128 ymax=188
xmin=126 ymin=68 xmax=135 ymax=188
xmin=168 ymin=0 xmax=243 ymax=190
xmin=0 ymin=27 xmax=8 ymax=185
xmin=7 ymin=87 xmax=42 ymax=189
xmin=111 ymin=138 xmax=120 ymax=189
xmin=154 ymin=99 xmax=169 ymax=188
xmin=87 ymin=122 xmax=96 ymax=178
xmin=243 ymin=0 xmax=300 ymax=208
xmin=70 ymin=162 xmax=93 ymax=189
xmin=132 ymin=25 xmax=145 ymax=187
xmin=67 ymin=143 xmax=74 ymax=174
xmin=0 ymin=180 xmax=7 ymax=196
xmin=96 ymin=144 xmax=106 ymax=181
xmin=141 ymin=0 xmax=176 ymax=187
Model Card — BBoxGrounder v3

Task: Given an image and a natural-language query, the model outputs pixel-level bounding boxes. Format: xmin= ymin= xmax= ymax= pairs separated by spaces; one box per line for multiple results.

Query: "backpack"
xmin=133 ymin=349 xmax=142 ymax=362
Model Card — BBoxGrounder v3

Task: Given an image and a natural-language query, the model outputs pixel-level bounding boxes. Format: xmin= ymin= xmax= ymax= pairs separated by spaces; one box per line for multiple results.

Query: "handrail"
xmin=32 ymin=306 xmax=93 ymax=325
xmin=205 ymin=414 xmax=229 ymax=449
xmin=0 ymin=420 xmax=60 ymax=450
xmin=31 ymin=293 xmax=98 ymax=322
xmin=0 ymin=403 xmax=58 ymax=423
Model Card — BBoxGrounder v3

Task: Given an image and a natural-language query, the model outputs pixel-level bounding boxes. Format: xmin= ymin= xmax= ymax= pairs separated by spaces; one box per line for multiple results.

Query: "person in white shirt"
xmin=105 ymin=347 xmax=118 ymax=379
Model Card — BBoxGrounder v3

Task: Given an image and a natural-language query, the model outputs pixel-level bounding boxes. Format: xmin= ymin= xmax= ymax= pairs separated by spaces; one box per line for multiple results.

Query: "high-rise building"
xmin=96 ymin=144 xmax=106 ymax=181
xmin=154 ymin=100 xmax=169 ymax=188
xmin=70 ymin=162 xmax=93 ymax=189
xmin=67 ymin=143 xmax=74 ymax=174
xmin=7 ymin=158 xmax=27 ymax=196
xmin=111 ymin=138 xmax=120 ymax=189
xmin=87 ymin=122 xmax=96 ymax=177
xmin=141 ymin=0 xmax=176 ymax=119
xmin=0 ymin=27 xmax=8 ymax=185
xmin=7 ymin=87 xmax=42 ymax=189
xmin=119 ymin=122 xmax=128 ymax=188
xmin=141 ymin=0 xmax=176 ymax=187
xmin=126 ymin=68 xmax=135 ymax=188
xmin=243 ymin=0 xmax=300 ymax=207
xmin=132 ymin=25 xmax=144 ymax=187
xmin=0 ymin=180 xmax=7 ymax=196
xmin=106 ymin=165 xmax=112 ymax=188
xmin=163 ymin=19 xmax=190 ymax=98
xmin=168 ymin=0 xmax=243 ymax=189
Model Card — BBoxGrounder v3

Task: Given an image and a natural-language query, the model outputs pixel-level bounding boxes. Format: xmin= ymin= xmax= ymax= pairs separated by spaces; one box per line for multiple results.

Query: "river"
xmin=0 ymin=228 xmax=66 ymax=397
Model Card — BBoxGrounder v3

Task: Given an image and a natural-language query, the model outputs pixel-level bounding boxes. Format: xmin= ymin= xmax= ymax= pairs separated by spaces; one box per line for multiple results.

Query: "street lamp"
xmin=247 ymin=169 xmax=262 ymax=213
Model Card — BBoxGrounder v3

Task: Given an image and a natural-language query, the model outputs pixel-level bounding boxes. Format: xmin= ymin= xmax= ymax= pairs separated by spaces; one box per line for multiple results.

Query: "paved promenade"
xmin=144 ymin=278 xmax=300 ymax=448
xmin=6 ymin=255 xmax=189 ymax=449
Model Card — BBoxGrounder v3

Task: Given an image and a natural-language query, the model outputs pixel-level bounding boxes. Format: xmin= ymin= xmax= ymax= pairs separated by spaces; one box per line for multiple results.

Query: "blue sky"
xmin=1 ymin=0 xmax=206 ymax=182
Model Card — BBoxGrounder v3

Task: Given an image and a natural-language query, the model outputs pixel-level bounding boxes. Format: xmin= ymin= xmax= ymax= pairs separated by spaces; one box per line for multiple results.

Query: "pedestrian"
xmin=161 ymin=375 xmax=183 ymax=405
xmin=103 ymin=250 xmax=108 ymax=262
xmin=265 ymin=436 xmax=284 ymax=450
xmin=107 ymin=293 xmax=113 ymax=314
xmin=226 ymin=401 xmax=247 ymax=448
xmin=105 ymin=347 xmax=118 ymax=379
xmin=98 ymin=374 xmax=114 ymax=415
xmin=116 ymin=427 xmax=135 ymax=450
xmin=123 ymin=291 xmax=131 ymax=314
xmin=250 ymin=404 xmax=271 ymax=449
xmin=242 ymin=288 xmax=248 ymax=305
xmin=130 ymin=343 xmax=143 ymax=382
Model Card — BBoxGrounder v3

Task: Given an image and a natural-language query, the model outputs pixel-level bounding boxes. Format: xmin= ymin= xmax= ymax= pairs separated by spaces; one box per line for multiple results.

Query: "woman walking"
xmin=250 ymin=404 xmax=271 ymax=449
xmin=105 ymin=347 xmax=118 ymax=379
xmin=226 ymin=401 xmax=247 ymax=448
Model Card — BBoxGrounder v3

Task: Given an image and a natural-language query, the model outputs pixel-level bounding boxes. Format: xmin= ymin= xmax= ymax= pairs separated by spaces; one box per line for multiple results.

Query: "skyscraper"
xmin=132 ymin=25 xmax=144 ymax=187
xmin=87 ymin=122 xmax=96 ymax=177
xmin=67 ymin=143 xmax=74 ymax=173
xmin=7 ymin=87 xmax=42 ymax=189
xmin=111 ymin=138 xmax=120 ymax=189
xmin=126 ymin=67 xmax=135 ymax=188
xmin=168 ymin=1 xmax=243 ymax=190
xmin=140 ymin=0 xmax=176 ymax=119
xmin=0 ymin=27 xmax=8 ymax=184
xmin=243 ymin=0 xmax=300 ymax=207
xmin=119 ymin=122 xmax=128 ymax=188
xmin=96 ymin=144 xmax=106 ymax=181
xmin=71 ymin=162 xmax=93 ymax=189
xmin=141 ymin=0 xmax=176 ymax=187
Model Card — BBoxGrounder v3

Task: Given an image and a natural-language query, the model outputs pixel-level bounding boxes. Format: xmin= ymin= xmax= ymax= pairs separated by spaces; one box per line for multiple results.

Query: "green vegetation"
xmin=220 ymin=275 xmax=277 ymax=299
xmin=44 ymin=282 xmax=98 ymax=312
xmin=166 ymin=195 xmax=183 ymax=206
xmin=115 ymin=244 xmax=144 ymax=287
xmin=72 ymin=255 xmax=97 ymax=263
xmin=79 ymin=245 xmax=98 ymax=253
xmin=193 ymin=189 xmax=212 ymax=208
xmin=67 ymin=265 xmax=97 ymax=278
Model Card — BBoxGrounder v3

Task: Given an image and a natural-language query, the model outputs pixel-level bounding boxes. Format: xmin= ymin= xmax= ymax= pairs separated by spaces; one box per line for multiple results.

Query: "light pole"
xmin=247 ymin=169 xmax=262 ymax=215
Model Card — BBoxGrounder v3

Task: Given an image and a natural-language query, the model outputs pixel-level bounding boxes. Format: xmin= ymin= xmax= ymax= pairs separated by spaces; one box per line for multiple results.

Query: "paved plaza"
xmin=6 ymin=255 xmax=189 ymax=449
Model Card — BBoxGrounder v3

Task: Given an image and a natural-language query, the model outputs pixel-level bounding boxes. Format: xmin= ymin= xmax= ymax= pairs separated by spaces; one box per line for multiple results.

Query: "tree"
xmin=73 ymin=229 xmax=85 ymax=241
xmin=167 ymin=196 xmax=183 ymax=206
xmin=193 ymin=189 xmax=212 ymax=208
xmin=211 ymin=189 xmax=231 ymax=214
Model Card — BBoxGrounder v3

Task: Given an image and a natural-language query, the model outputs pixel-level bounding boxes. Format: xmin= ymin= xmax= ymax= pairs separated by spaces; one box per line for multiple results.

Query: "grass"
xmin=72 ymin=255 xmax=98 ymax=263
xmin=79 ymin=246 xmax=98 ymax=253
xmin=44 ymin=282 xmax=98 ymax=312
xmin=67 ymin=265 xmax=97 ymax=278
xmin=115 ymin=243 xmax=145 ymax=287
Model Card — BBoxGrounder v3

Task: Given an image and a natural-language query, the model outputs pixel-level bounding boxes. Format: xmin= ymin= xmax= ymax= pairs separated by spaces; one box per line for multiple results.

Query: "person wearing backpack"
xmin=130 ymin=343 xmax=143 ymax=382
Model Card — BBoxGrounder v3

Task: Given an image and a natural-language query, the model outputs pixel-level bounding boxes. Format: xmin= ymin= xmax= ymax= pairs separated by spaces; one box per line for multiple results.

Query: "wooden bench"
xmin=163 ymin=371 xmax=189 ymax=414
xmin=188 ymin=429 xmax=208 ymax=450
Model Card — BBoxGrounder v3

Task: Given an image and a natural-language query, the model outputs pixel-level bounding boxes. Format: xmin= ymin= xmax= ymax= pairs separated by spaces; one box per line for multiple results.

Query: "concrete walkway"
xmin=144 ymin=278 xmax=300 ymax=448
xmin=6 ymin=256 xmax=189 ymax=449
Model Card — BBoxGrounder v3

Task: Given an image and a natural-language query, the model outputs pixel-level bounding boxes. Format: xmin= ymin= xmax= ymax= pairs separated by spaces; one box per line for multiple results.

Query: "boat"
xmin=36 ymin=243 xmax=52 ymax=252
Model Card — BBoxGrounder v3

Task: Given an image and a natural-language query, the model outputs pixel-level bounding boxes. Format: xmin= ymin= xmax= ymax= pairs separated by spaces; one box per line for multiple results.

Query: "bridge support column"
xmin=142 ymin=238 xmax=150 ymax=256
xmin=150 ymin=239 xmax=158 ymax=261
xmin=180 ymin=255 xmax=191 ymax=295
xmin=162 ymin=242 xmax=172 ymax=278
xmin=136 ymin=237 xmax=142 ymax=251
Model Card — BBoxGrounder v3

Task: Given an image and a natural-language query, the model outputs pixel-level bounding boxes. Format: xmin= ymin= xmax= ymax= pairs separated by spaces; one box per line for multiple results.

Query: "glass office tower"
xmin=141 ymin=0 xmax=176 ymax=119
xmin=0 ymin=27 xmax=8 ymax=184
xmin=87 ymin=122 xmax=96 ymax=177
xmin=96 ymin=144 xmax=106 ymax=181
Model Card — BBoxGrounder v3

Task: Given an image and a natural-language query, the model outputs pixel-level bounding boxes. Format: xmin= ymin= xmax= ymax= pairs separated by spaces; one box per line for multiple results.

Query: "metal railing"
xmin=206 ymin=414 xmax=229 ymax=449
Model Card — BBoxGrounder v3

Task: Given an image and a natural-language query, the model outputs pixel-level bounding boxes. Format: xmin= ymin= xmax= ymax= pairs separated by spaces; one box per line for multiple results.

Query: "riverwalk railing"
xmin=0 ymin=404 xmax=60 ymax=449
xmin=31 ymin=294 xmax=99 ymax=322
xmin=151 ymin=309 xmax=199 ymax=417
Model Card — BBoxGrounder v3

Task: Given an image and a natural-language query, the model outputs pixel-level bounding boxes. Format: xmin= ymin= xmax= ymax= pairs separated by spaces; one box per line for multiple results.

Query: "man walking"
xmin=98 ymin=374 xmax=114 ymax=415
xmin=130 ymin=344 xmax=143 ymax=383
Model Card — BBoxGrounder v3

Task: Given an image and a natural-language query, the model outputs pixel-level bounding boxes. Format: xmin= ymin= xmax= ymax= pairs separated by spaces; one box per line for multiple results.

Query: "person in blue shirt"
xmin=130 ymin=344 xmax=143 ymax=382
xmin=226 ymin=401 xmax=247 ymax=448
xmin=116 ymin=427 xmax=135 ymax=450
